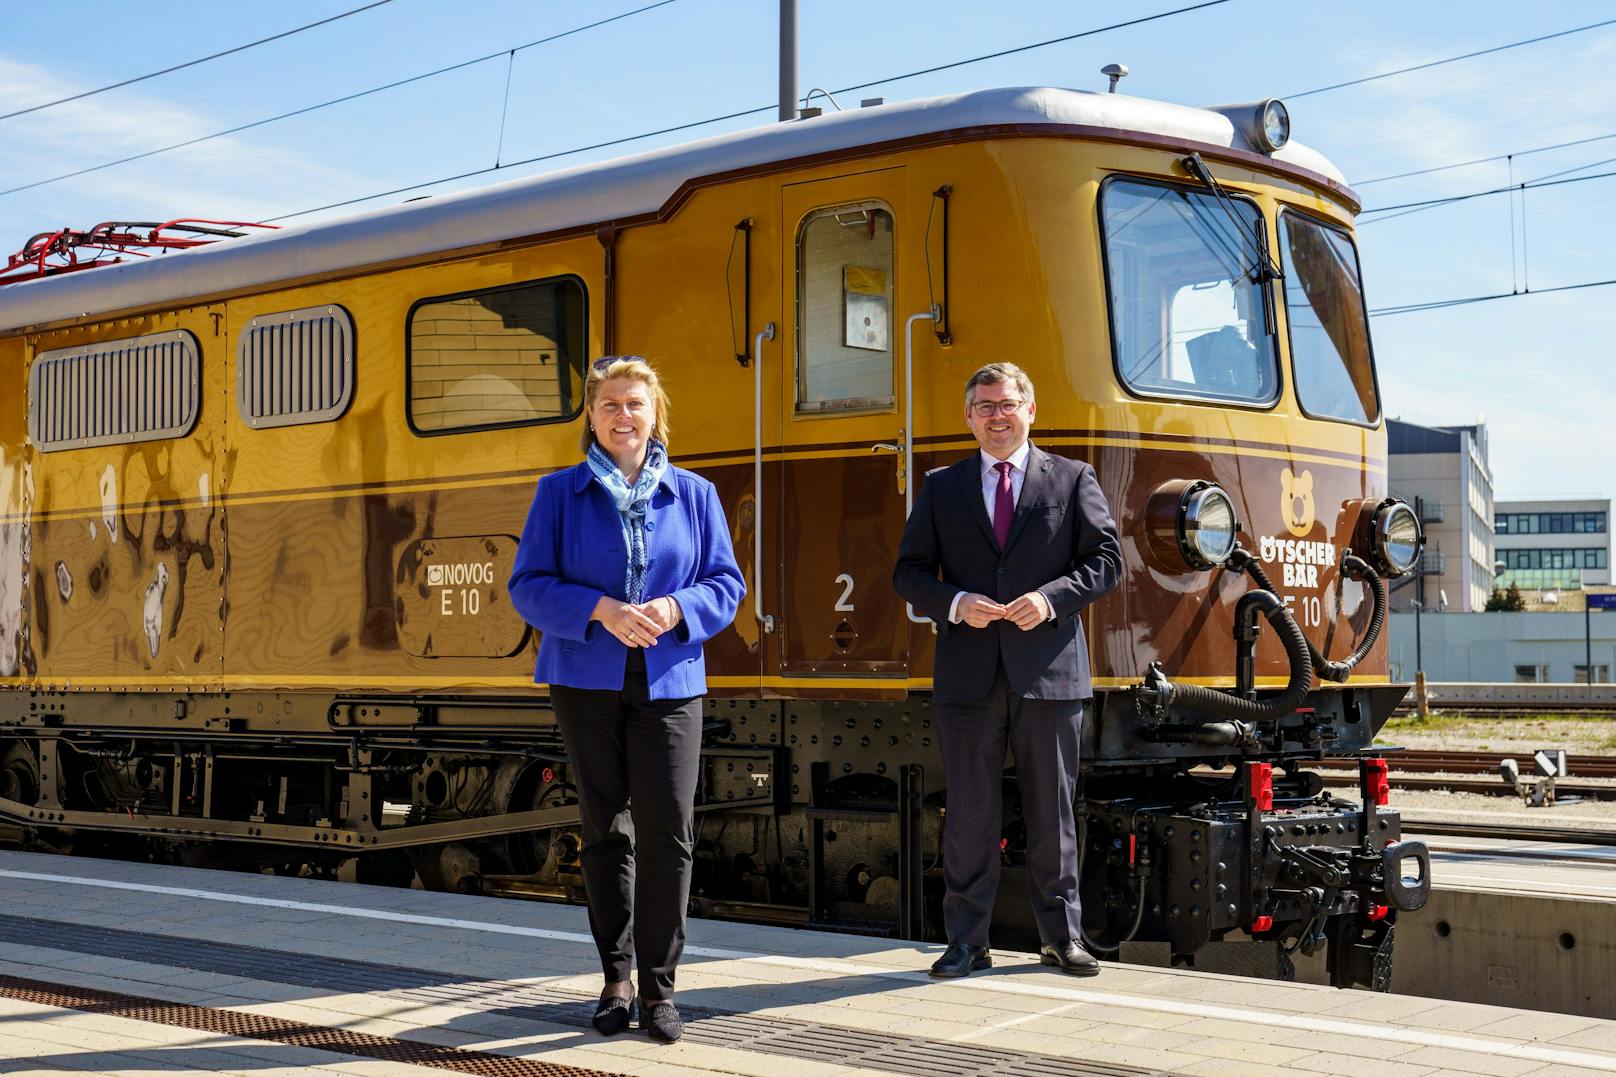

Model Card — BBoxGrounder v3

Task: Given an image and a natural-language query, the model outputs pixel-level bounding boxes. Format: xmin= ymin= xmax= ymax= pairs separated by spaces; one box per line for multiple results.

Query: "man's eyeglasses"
xmin=970 ymin=399 xmax=1027 ymax=418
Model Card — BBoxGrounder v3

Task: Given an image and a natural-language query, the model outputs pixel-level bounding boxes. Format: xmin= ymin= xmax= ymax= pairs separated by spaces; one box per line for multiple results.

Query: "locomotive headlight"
xmin=1257 ymin=99 xmax=1290 ymax=153
xmin=1207 ymin=99 xmax=1291 ymax=154
xmin=1179 ymin=482 xmax=1239 ymax=570
xmin=1371 ymin=499 xmax=1423 ymax=577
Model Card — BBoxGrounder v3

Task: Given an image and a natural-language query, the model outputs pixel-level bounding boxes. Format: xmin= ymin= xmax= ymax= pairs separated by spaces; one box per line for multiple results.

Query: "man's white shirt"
xmin=946 ymin=442 xmax=1055 ymax=624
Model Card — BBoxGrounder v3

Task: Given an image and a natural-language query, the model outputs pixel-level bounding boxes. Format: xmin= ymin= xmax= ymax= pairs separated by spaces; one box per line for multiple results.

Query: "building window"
xmin=407 ymin=277 xmax=586 ymax=435
xmin=1496 ymin=511 xmax=1608 ymax=535
xmin=1100 ymin=178 xmax=1279 ymax=407
xmin=1574 ymin=664 xmax=1610 ymax=685
xmin=1514 ymin=664 xmax=1544 ymax=684
xmin=28 ymin=330 xmax=201 ymax=452
xmin=795 ymin=202 xmax=895 ymax=412
xmin=1502 ymin=548 xmax=1609 ymax=571
xmin=236 ymin=305 xmax=355 ymax=428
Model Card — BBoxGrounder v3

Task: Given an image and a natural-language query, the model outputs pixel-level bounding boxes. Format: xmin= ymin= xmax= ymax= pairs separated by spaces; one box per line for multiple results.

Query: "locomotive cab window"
xmin=1100 ymin=177 xmax=1278 ymax=406
xmin=407 ymin=276 xmax=586 ymax=435
xmin=1279 ymin=210 xmax=1380 ymax=425
xmin=795 ymin=203 xmax=895 ymax=413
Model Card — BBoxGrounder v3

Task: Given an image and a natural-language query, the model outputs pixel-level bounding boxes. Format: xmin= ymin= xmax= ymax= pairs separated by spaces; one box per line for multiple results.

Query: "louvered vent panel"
xmin=236 ymin=305 xmax=354 ymax=428
xmin=27 ymin=331 xmax=200 ymax=452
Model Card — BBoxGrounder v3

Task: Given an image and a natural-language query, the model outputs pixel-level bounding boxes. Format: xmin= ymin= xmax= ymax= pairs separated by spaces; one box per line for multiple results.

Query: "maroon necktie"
xmin=993 ymin=461 xmax=1014 ymax=549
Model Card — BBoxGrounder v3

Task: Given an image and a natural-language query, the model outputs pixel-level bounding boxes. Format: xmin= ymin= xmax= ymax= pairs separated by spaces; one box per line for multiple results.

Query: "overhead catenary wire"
xmin=266 ymin=0 xmax=1236 ymax=223
xmin=822 ymin=0 xmax=1232 ymax=98
xmin=1355 ymin=165 xmax=1616 ymax=223
xmin=0 ymin=0 xmax=682 ymax=200
xmin=1352 ymin=130 xmax=1616 ymax=186
xmin=1285 ymin=16 xmax=1616 ymax=99
xmin=1368 ymin=275 xmax=1616 ymax=317
xmin=0 ymin=0 xmax=400 ymax=122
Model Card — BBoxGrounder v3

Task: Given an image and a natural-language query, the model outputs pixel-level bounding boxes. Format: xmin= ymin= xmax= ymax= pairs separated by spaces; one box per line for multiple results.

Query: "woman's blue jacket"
xmin=508 ymin=461 xmax=745 ymax=700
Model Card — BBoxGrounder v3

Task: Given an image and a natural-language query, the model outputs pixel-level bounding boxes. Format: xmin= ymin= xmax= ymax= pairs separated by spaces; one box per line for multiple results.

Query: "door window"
xmin=795 ymin=203 xmax=895 ymax=412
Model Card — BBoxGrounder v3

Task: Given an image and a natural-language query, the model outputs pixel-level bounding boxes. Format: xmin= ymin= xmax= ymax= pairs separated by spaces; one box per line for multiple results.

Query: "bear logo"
xmin=1280 ymin=467 xmax=1316 ymax=538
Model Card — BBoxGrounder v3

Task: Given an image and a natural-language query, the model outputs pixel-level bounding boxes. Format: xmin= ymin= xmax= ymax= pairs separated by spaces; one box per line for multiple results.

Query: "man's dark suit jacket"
xmin=893 ymin=443 xmax=1122 ymax=704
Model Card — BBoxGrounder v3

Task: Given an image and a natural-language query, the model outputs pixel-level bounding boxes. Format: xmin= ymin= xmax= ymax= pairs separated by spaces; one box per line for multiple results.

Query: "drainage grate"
xmin=0 ymin=972 xmax=622 ymax=1077
xmin=0 ymin=915 xmax=1171 ymax=1076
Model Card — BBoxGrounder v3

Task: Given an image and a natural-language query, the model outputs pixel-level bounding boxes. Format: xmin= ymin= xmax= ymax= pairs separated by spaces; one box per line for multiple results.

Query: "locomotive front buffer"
xmin=1082 ymin=755 xmax=1431 ymax=991
xmin=1090 ymin=490 xmax=1432 ymax=989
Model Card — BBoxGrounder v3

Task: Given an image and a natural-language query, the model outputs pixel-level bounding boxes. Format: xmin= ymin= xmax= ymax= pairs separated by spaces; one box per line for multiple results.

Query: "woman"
xmin=507 ymin=356 xmax=744 ymax=1044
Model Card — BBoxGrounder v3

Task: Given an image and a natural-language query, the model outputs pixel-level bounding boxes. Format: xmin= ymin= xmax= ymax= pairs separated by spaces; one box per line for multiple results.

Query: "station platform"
xmin=1426 ymin=835 xmax=1616 ymax=900
xmin=2 ymin=850 xmax=1616 ymax=1076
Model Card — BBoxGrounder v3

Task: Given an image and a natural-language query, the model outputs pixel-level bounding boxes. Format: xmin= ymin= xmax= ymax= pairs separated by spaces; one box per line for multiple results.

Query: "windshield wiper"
xmin=1180 ymin=152 xmax=1284 ymax=335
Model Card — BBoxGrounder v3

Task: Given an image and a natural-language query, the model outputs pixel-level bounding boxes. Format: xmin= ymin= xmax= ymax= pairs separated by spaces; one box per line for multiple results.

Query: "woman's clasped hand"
xmin=592 ymin=595 xmax=682 ymax=646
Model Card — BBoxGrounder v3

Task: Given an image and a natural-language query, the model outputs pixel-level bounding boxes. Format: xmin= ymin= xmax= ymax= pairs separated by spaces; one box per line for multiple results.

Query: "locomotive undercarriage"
xmin=0 ymin=684 xmax=1426 ymax=989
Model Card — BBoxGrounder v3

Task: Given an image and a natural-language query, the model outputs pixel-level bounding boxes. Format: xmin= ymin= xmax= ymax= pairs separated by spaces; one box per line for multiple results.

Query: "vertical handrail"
xmin=753 ymin=323 xmax=776 ymax=634
xmin=903 ymin=309 xmax=937 ymax=628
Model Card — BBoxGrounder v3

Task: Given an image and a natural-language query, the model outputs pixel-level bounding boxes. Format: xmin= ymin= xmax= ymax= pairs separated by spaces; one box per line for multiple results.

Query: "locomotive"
xmin=0 ymin=85 xmax=1429 ymax=988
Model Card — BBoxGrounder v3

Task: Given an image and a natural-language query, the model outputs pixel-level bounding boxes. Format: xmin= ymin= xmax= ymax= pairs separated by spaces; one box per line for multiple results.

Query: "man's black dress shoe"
xmin=1039 ymin=941 xmax=1101 ymax=977
xmin=929 ymin=941 xmax=991 ymax=978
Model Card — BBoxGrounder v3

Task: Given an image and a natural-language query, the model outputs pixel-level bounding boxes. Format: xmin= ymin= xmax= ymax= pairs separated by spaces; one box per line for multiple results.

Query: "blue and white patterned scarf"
xmin=586 ymin=438 xmax=668 ymax=604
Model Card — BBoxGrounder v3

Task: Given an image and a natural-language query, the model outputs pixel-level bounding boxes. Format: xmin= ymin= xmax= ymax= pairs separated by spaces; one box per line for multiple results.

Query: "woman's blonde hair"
xmin=580 ymin=355 xmax=671 ymax=454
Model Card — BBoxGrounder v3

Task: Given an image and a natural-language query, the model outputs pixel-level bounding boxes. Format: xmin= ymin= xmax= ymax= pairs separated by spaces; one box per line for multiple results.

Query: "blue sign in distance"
xmin=1588 ymin=593 xmax=1616 ymax=611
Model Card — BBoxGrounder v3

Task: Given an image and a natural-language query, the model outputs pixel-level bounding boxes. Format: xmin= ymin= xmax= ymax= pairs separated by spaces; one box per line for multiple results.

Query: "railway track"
xmin=1349 ymin=749 xmax=1616 ymax=779
xmin=1319 ymin=772 xmax=1616 ymax=801
xmin=1397 ymin=705 xmax=1616 ymax=718
xmin=1403 ymin=819 xmax=1616 ymax=847
xmin=1312 ymin=748 xmax=1616 ymax=799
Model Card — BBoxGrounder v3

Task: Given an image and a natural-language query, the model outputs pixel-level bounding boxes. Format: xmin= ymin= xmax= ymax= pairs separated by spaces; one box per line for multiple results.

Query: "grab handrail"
xmin=753 ymin=323 xmax=776 ymax=634
xmin=903 ymin=308 xmax=937 ymax=628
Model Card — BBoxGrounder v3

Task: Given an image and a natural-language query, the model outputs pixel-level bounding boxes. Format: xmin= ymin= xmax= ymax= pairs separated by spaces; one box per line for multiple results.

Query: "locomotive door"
xmin=776 ymin=169 xmax=913 ymax=680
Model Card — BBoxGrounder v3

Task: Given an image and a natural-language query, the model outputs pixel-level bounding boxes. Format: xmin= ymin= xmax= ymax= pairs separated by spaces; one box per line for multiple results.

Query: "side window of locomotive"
xmin=28 ymin=330 xmax=202 ymax=452
xmin=1100 ymin=178 xmax=1278 ymax=406
xmin=407 ymin=277 xmax=587 ymax=435
xmin=795 ymin=203 xmax=895 ymax=413
xmin=1279 ymin=211 xmax=1380 ymax=426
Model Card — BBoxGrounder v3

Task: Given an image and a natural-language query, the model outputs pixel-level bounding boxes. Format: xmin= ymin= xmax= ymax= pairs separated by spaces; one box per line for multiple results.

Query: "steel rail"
xmin=1403 ymin=819 xmax=1616 ymax=846
xmin=1319 ymin=772 xmax=1616 ymax=801
xmin=1338 ymin=749 xmax=1616 ymax=778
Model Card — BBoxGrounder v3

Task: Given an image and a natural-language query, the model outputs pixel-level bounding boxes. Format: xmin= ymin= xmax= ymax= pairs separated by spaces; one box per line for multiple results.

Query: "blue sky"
xmin=2 ymin=0 xmax=1612 ymax=502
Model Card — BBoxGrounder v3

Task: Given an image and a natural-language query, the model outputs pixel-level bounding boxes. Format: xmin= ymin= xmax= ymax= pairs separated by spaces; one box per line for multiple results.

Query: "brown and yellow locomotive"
xmin=0 ymin=86 xmax=1428 ymax=986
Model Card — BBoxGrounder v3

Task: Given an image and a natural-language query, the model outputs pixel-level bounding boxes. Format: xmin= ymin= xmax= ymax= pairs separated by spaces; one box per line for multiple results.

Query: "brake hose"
xmin=1231 ymin=548 xmax=1386 ymax=683
xmin=1140 ymin=587 xmax=1313 ymax=721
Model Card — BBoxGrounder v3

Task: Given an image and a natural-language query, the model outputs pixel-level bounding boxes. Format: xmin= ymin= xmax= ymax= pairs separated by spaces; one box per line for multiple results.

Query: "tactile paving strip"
xmin=0 ymin=915 xmax=1166 ymax=1076
xmin=0 ymin=971 xmax=621 ymax=1076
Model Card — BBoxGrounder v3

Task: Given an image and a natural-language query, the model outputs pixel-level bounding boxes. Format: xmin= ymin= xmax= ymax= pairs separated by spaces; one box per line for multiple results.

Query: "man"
xmin=893 ymin=362 xmax=1122 ymax=978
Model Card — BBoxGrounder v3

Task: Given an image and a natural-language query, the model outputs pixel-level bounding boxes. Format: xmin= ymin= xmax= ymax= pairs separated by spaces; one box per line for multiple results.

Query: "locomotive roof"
xmin=0 ymin=86 xmax=1350 ymax=335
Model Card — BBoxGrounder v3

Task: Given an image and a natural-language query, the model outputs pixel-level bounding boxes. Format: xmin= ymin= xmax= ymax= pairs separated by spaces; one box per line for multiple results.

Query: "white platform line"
xmin=3 ymin=867 xmax=1614 ymax=1072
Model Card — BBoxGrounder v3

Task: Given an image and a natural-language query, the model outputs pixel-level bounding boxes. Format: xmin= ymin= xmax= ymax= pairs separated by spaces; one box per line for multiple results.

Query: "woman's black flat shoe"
xmin=640 ymin=999 xmax=684 ymax=1043
xmin=591 ymin=994 xmax=635 ymax=1036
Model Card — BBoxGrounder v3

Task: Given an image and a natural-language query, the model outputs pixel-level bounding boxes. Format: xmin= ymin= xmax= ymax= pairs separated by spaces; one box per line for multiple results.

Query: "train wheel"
xmin=498 ymin=765 xmax=575 ymax=877
xmin=0 ymin=742 xmax=39 ymax=807
xmin=410 ymin=843 xmax=483 ymax=893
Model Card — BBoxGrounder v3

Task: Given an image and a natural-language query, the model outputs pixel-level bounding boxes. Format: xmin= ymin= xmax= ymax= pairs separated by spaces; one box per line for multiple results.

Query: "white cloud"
xmin=0 ymin=54 xmax=378 ymax=234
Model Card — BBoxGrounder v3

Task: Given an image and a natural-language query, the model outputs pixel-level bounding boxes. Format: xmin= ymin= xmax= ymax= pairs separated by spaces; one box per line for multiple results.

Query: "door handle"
xmin=870 ymin=443 xmax=900 ymax=453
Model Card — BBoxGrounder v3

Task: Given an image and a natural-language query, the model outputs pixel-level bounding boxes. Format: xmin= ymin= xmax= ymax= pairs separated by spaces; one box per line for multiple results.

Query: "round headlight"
xmin=1179 ymin=482 xmax=1238 ymax=569
xmin=1372 ymin=499 xmax=1423 ymax=577
xmin=1257 ymin=98 xmax=1290 ymax=153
